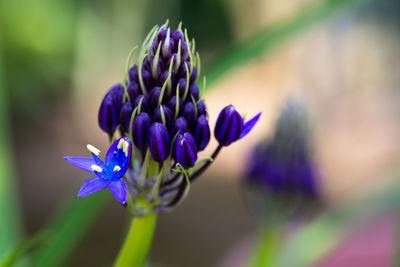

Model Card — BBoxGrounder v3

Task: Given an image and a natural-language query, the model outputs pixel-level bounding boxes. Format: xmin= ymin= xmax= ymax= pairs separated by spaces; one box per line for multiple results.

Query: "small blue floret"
xmin=64 ymin=137 xmax=132 ymax=204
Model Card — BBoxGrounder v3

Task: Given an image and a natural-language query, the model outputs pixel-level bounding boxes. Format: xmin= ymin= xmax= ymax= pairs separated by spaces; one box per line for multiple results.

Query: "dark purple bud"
xmin=127 ymin=82 xmax=140 ymax=102
xmin=178 ymin=62 xmax=188 ymax=78
xmin=172 ymin=117 xmax=188 ymax=136
xmin=108 ymin=84 xmax=124 ymax=111
xmin=119 ymin=102 xmax=133 ymax=133
xmin=171 ymin=30 xmax=184 ymax=42
xmin=148 ymin=122 xmax=170 ymax=162
xmin=154 ymin=105 xmax=173 ymax=127
xmin=141 ymin=69 xmax=152 ymax=90
xmin=189 ymin=84 xmax=199 ymax=101
xmin=173 ymin=133 xmax=197 ymax=169
xmin=168 ymin=96 xmax=183 ymax=116
xmin=162 ymin=38 xmax=175 ymax=59
xmin=193 ymin=115 xmax=210 ymax=151
xmin=177 ymin=78 xmax=187 ymax=96
xmin=183 ymin=102 xmax=196 ymax=124
xmin=132 ymin=112 xmax=151 ymax=150
xmin=98 ymin=94 xmax=119 ymax=135
xmin=129 ymin=66 xmax=139 ymax=83
xmin=149 ymin=87 xmax=162 ymax=108
xmin=180 ymin=41 xmax=189 ymax=61
xmin=134 ymin=95 xmax=150 ymax=113
xmin=167 ymin=53 xmax=179 ymax=73
xmin=197 ymin=100 xmax=207 ymax=115
xmin=190 ymin=67 xmax=198 ymax=83
xmin=151 ymin=57 xmax=164 ymax=79
xmin=157 ymin=28 xmax=168 ymax=41
xmin=159 ymin=71 xmax=174 ymax=90
xmin=214 ymin=105 xmax=243 ymax=146
xmin=149 ymin=40 xmax=159 ymax=58
xmin=141 ymin=57 xmax=151 ymax=71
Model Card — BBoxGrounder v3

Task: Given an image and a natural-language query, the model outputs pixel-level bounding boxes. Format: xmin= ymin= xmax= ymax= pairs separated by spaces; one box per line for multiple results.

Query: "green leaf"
xmin=0 ymin=230 xmax=50 ymax=267
xmin=0 ymin=36 xmax=26 ymax=267
xmin=32 ymin=191 xmax=110 ymax=267
xmin=274 ymin=168 xmax=400 ymax=266
xmin=203 ymin=0 xmax=369 ymax=89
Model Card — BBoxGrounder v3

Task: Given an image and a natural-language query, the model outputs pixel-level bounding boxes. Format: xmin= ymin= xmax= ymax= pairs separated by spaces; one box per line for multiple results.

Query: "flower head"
xmin=64 ymin=137 xmax=132 ymax=204
xmin=68 ymin=21 xmax=261 ymax=214
xmin=97 ymin=22 xmax=209 ymax=165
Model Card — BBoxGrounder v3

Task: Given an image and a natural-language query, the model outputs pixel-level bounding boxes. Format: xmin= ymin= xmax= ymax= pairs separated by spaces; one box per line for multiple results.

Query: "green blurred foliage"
xmin=0 ymin=0 xmax=78 ymax=116
xmin=145 ymin=0 xmax=234 ymax=53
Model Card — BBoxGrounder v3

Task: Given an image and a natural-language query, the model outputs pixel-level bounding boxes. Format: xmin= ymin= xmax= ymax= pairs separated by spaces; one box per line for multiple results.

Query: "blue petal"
xmin=90 ymin=153 xmax=107 ymax=179
xmin=239 ymin=112 xmax=262 ymax=139
xmin=105 ymin=137 xmax=132 ymax=178
xmin=108 ymin=180 xmax=127 ymax=204
xmin=78 ymin=177 xmax=110 ymax=197
xmin=64 ymin=157 xmax=96 ymax=174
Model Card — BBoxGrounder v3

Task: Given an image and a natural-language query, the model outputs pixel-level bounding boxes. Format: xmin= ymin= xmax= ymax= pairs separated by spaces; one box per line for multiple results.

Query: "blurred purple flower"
xmin=246 ymin=99 xmax=319 ymax=214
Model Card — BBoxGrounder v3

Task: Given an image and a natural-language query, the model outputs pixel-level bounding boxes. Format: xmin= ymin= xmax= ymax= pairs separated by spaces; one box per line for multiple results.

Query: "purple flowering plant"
xmin=64 ymin=21 xmax=261 ymax=266
xmin=245 ymin=99 xmax=320 ymax=267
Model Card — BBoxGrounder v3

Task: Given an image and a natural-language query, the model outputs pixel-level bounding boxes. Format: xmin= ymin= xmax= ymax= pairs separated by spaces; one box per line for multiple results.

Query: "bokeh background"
xmin=0 ymin=0 xmax=400 ymax=266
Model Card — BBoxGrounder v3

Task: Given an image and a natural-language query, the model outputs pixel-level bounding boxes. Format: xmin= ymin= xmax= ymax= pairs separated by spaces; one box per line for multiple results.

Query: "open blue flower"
xmin=64 ymin=137 xmax=132 ymax=204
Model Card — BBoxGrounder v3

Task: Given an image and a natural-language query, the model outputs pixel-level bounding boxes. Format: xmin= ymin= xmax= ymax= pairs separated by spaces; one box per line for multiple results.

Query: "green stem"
xmin=113 ymin=201 xmax=157 ymax=267
xmin=247 ymin=223 xmax=281 ymax=267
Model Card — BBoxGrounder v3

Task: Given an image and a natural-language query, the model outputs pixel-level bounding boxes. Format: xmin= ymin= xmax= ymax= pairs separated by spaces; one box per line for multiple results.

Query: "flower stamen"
xmin=117 ymin=139 xmax=125 ymax=149
xmin=113 ymin=165 xmax=121 ymax=172
xmin=123 ymin=140 xmax=129 ymax=157
xmin=91 ymin=165 xmax=103 ymax=172
xmin=87 ymin=144 xmax=101 ymax=156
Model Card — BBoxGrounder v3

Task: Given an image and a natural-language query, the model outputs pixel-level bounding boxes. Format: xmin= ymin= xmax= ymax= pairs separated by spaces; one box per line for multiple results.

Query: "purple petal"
xmin=78 ymin=177 xmax=109 ymax=197
xmin=239 ymin=112 xmax=262 ymax=139
xmin=64 ymin=157 xmax=96 ymax=174
xmin=108 ymin=180 xmax=127 ymax=204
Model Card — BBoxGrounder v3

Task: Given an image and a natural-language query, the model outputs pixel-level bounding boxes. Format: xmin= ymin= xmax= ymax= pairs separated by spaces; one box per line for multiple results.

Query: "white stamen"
xmin=86 ymin=144 xmax=101 ymax=156
xmin=113 ymin=165 xmax=121 ymax=172
xmin=91 ymin=165 xmax=102 ymax=172
xmin=117 ymin=139 xmax=124 ymax=149
xmin=123 ymin=141 xmax=129 ymax=157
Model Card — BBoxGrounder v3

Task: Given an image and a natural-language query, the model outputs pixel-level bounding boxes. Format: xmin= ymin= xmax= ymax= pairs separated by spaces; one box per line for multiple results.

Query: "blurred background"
xmin=0 ymin=0 xmax=399 ymax=266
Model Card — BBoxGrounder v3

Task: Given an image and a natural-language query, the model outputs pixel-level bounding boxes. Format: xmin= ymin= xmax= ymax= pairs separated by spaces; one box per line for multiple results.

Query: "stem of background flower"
xmin=246 ymin=222 xmax=281 ymax=267
xmin=113 ymin=198 xmax=157 ymax=267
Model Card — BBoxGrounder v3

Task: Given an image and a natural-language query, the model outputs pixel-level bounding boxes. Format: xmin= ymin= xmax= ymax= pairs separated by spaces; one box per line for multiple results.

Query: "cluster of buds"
xmin=66 ymin=22 xmax=260 ymax=214
xmin=246 ymin=99 xmax=320 ymax=217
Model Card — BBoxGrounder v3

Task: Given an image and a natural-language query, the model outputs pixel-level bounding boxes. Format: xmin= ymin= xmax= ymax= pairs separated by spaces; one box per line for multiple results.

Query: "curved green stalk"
xmin=113 ymin=212 xmax=157 ymax=267
xmin=203 ymin=0 xmax=368 ymax=89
